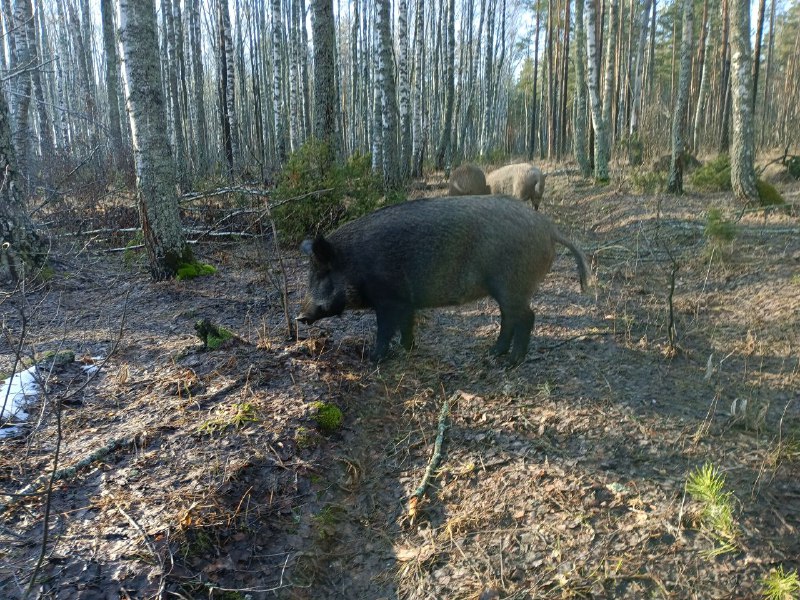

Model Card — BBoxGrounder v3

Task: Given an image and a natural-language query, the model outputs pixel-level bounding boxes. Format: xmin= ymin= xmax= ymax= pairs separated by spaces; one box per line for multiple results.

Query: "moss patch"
xmin=310 ymin=402 xmax=343 ymax=433
xmin=756 ymin=179 xmax=786 ymax=207
xmin=176 ymin=261 xmax=217 ymax=281
xmin=690 ymin=154 xmax=731 ymax=192
xmin=194 ymin=319 xmax=234 ymax=350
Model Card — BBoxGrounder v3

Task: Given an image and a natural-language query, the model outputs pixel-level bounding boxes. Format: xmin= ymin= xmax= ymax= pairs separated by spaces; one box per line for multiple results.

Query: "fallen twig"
xmin=407 ymin=391 xmax=456 ymax=524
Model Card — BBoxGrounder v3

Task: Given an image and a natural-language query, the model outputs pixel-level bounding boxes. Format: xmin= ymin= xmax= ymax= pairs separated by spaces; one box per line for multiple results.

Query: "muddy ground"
xmin=1 ymin=168 xmax=799 ymax=599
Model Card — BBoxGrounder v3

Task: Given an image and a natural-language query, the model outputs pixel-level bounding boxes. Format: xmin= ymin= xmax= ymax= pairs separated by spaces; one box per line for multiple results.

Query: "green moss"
xmin=310 ymin=401 xmax=343 ymax=433
xmin=36 ymin=350 xmax=76 ymax=366
xmin=704 ymin=208 xmax=737 ymax=242
xmin=176 ymin=261 xmax=217 ymax=280
xmin=194 ymin=319 xmax=233 ymax=350
xmin=756 ymin=179 xmax=786 ymax=207
xmin=690 ymin=154 xmax=732 ymax=191
xmin=295 ymin=426 xmax=319 ymax=449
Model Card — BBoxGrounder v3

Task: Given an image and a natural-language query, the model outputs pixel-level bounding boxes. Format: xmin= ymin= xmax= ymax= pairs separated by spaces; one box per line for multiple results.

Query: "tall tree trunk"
xmin=311 ymin=0 xmax=340 ymax=158
xmin=375 ymin=0 xmax=399 ymax=186
xmin=528 ymin=0 xmax=541 ymax=160
xmin=23 ymin=0 xmax=53 ymax=164
xmin=573 ymin=0 xmax=590 ymax=175
xmin=667 ymin=0 xmax=693 ymax=194
xmin=629 ymin=0 xmax=652 ymax=164
xmin=397 ymin=0 xmax=411 ymax=177
xmin=271 ymin=0 xmax=287 ymax=163
xmin=411 ymin=0 xmax=426 ymax=177
xmin=480 ymin=0 xmax=496 ymax=156
xmin=751 ymin=0 xmax=766 ymax=113
xmin=761 ymin=0 xmax=775 ymax=147
xmin=164 ymin=0 xmax=187 ymax=188
xmin=729 ymin=0 xmax=758 ymax=203
xmin=601 ymin=0 xmax=618 ymax=160
xmin=117 ymin=0 xmax=189 ymax=281
xmin=0 ymin=82 xmax=45 ymax=283
xmin=188 ymin=0 xmax=208 ymax=176
xmin=560 ymin=0 xmax=572 ymax=158
xmin=585 ymin=0 xmax=609 ymax=181
xmin=718 ymin=0 xmax=731 ymax=151
xmin=101 ymin=0 xmax=124 ymax=169
xmin=692 ymin=0 xmax=713 ymax=152
xmin=12 ymin=0 xmax=32 ymax=179
xmin=434 ymin=0 xmax=455 ymax=170
xmin=218 ymin=0 xmax=239 ymax=177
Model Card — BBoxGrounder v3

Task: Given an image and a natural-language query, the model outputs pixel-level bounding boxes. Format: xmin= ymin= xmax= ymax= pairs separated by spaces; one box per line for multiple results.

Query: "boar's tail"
xmin=552 ymin=231 xmax=592 ymax=292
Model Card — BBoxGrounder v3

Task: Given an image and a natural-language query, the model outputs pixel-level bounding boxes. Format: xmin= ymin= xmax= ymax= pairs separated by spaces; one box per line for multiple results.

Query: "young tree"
xmin=667 ymin=0 xmax=693 ymax=194
xmin=729 ymin=0 xmax=758 ymax=203
xmin=117 ymin=0 xmax=190 ymax=280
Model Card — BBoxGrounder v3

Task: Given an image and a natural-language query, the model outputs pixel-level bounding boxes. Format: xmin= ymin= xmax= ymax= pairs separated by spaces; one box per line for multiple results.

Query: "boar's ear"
xmin=304 ymin=235 xmax=335 ymax=266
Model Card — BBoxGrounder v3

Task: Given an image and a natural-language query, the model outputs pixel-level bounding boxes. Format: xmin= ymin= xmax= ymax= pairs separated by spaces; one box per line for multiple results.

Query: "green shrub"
xmin=690 ymin=154 xmax=731 ymax=191
xmin=704 ymin=208 xmax=737 ymax=242
xmin=272 ymin=140 xmax=400 ymax=243
xmin=630 ymin=169 xmax=666 ymax=193
xmin=756 ymin=179 xmax=786 ymax=207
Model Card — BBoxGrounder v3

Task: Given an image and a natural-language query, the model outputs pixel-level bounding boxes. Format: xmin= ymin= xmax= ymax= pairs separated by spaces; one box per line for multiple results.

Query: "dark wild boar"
xmin=486 ymin=163 xmax=546 ymax=209
xmin=448 ymin=164 xmax=491 ymax=196
xmin=297 ymin=196 xmax=591 ymax=365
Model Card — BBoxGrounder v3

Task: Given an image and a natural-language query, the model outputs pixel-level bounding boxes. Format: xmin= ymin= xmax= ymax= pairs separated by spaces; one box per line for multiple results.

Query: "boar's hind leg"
xmin=508 ymin=307 xmax=535 ymax=366
xmin=372 ymin=306 xmax=414 ymax=362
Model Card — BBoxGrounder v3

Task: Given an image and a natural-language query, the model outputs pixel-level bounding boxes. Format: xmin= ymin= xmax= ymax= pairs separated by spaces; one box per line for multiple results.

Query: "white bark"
xmin=585 ymin=0 xmax=608 ymax=180
xmin=667 ymin=0 xmax=693 ymax=193
xmin=729 ymin=0 xmax=758 ymax=203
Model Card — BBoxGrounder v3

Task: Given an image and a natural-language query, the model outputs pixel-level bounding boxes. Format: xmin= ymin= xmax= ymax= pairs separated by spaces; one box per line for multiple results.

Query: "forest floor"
xmin=1 ymin=165 xmax=799 ymax=600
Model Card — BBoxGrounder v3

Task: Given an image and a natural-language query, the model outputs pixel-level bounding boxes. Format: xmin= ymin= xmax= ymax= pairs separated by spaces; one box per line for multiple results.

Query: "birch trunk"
xmin=271 ymin=0 xmax=287 ymax=163
xmin=585 ymin=0 xmax=608 ymax=181
xmin=601 ymin=0 xmax=619 ymax=156
xmin=397 ymin=0 xmax=411 ymax=177
xmin=0 ymin=84 xmax=45 ymax=283
xmin=164 ymin=0 xmax=187 ymax=187
xmin=692 ymin=2 xmax=713 ymax=151
xmin=629 ymin=0 xmax=652 ymax=160
xmin=667 ymin=0 xmax=693 ymax=194
xmin=218 ymin=0 xmax=239 ymax=176
xmin=480 ymin=0 xmax=496 ymax=156
xmin=411 ymin=0 xmax=426 ymax=177
xmin=375 ymin=0 xmax=399 ymax=186
xmin=573 ymin=0 xmax=590 ymax=176
xmin=12 ymin=0 xmax=32 ymax=175
xmin=117 ymin=0 xmax=189 ymax=281
xmin=24 ymin=0 xmax=53 ymax=162
xmin=729 ymin=0 xmax=758 ymax=203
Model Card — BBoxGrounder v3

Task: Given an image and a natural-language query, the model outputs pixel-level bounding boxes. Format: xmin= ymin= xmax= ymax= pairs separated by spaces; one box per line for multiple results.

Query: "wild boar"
xmin=486 ymin=163 xmax=546 ymax=209
xmin=297 ymin=195 xmax=591 ymax=365
xmin=448 ymin=164 xmax=491 ymax=196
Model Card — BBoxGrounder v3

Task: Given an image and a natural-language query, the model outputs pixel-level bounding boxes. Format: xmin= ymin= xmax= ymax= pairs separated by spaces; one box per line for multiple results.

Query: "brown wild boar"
xmin=486 ymin=163 xmax=546 ymax=209
xmin=297 ymin=196 xmax=591 ymax=365
xmin=448 ymin=164 xmax=491 ymax=195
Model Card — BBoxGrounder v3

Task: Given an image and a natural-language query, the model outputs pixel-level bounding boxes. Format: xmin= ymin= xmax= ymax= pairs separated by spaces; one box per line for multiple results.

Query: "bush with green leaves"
xmin=271 ymin=140 xmax=402 ymax=243
xmin=690 ymin=154 xmax=732 ymax=191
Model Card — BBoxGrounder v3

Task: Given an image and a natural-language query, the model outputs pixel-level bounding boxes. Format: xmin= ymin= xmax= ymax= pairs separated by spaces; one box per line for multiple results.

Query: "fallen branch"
xmin=407 ymin=391 xmax=455 ymax=524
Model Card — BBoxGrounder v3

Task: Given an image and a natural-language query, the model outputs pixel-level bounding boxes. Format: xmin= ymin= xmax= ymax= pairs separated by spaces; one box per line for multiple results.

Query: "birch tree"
xmin=271 ymin=0 xmax=287 ymax=163
xmin=729 ymin=0 xmax=758 ymax=203
xmin=188 ymin=0 xmax=208 ymax=174
xmin=375 ymin=0 xmax=400 ymax=186
xmin=410 ymin=0 xmax=426 ymax=177
xmin=218 ymin=0 xmax=239 ymax=177
xmin=397 ymin=0 xmax=411 ymax=177
xmin=585 ymin=0 xmax=608 ymax=181
xmin=0 ymin=82 xmax=45 ymax=283
xmin=629 ymin=0 xmax=652 ymax=164
xmin=101 ymin=0 xmax=124 ymax=168
xmin=667 ymin=0 xmax=693 ymax=194
xmin=117 ymin=0 xmax=190 ymax=280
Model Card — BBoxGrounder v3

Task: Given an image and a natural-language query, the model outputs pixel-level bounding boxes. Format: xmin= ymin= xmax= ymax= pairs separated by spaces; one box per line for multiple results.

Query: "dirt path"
xmin=1 ymin=174 xmax=799 ymax=599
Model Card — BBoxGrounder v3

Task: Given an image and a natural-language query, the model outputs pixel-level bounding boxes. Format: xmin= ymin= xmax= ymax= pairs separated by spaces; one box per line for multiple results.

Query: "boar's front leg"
xmin=371 ymin=305 xmax=414 ymax=362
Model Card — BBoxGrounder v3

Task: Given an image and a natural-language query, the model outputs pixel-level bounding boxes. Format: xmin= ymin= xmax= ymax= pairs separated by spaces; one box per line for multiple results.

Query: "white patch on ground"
xmin=0 ymin=366 xmax=39 ymax=438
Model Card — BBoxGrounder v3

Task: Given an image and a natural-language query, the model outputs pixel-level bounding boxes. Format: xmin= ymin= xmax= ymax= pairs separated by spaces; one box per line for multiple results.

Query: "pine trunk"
xmin=667 ymin=0 xmax=693 ymax=194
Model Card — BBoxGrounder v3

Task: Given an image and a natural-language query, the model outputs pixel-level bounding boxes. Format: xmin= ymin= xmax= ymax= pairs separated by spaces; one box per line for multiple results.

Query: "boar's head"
xmin=296 ymin=236 xmax=348 ymax=324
